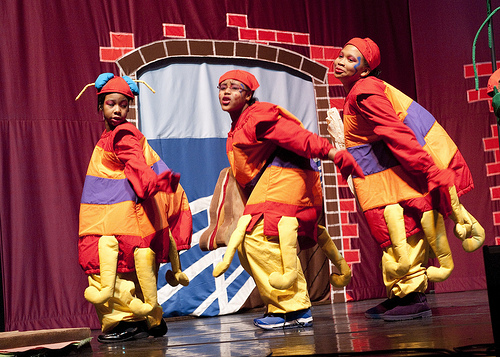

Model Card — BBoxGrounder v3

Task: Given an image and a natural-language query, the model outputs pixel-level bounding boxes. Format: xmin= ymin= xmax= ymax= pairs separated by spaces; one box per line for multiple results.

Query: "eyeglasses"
xmin=217 ymin=83 xmax=247 ymax=92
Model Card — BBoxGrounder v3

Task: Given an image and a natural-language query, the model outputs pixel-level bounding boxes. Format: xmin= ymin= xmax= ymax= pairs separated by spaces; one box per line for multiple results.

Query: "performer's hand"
xmin=157 ymin=170 xmax=180 ymax=193
xmin=330 ymin=148 xmax=365 ymax=179
xmin=427 ymin=167 xmax=455 ymax=192
xmin=427 ymin=167 xmax=455 ymax=218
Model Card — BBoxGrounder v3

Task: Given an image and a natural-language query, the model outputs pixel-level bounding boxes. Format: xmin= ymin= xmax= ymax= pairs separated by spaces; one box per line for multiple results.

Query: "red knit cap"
xmin=98 ymin=76 xmax=134 ymax=99
xmin=345 ymin=37 xmax=381 ymax=70
xmin=488 ymin=68 xmax=500 ymax=97
xmin=218 ymin=70 xmax=260 ymax=91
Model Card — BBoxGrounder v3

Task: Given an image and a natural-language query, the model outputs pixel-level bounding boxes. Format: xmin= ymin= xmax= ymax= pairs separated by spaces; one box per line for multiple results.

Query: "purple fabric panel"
xmin=81 ymin=176 xmax=137 ymax=205
xmin=348 ymin=141 xmax=399 ymax=176
xmin=80 ymin=160 xmax=169 ymax=205
xmin=271 ymin=151 xmax=319 ymax=171
xmin=151 ymin=160 xmax=169 ymax=175
xmin=403 ymin=102 xmax=436 ymax=147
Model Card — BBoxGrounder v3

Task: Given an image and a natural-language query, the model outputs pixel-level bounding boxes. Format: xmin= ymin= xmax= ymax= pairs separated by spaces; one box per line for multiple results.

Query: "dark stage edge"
xmin=77 ymin=290 xmax=494 ymax=356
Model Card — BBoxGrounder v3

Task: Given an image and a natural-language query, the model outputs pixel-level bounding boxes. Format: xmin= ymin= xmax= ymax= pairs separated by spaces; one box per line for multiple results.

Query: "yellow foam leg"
xmin=421 ymin=210 xmax=454 ymax=282
xmin=268 ymin=216 xmax=299 ymax=290
xmin=317 ymin=225 xmax=351 ymax=287
xmin=213 ymin=214 xmax=252 ymax=277
xmin=84 ymin=235 xmax=118 ymax=304
xmin=165 ymin=232 xmax=189 ymax=287
xmin=383 ymin=204 xmax=410 ymax=278
xmin=449 ymin=186 xmax=485 ymax=252
xmin=128 ymin=248 xmax=157 ymax=316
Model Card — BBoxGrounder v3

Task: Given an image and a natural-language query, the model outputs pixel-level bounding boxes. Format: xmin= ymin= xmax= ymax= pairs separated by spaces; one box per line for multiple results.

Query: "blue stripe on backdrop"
xmin=148 ymin=138 xmax=229 ymax=202
xmin=192 ymin=211 xmax=208 ymax=234
xmin=151 ymin=137 xmax=254 ymax=318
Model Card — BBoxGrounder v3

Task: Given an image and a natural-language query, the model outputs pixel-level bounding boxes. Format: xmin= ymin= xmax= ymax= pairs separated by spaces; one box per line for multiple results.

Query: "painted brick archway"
xmin=114 ymin=39 xmax=359 ymax=302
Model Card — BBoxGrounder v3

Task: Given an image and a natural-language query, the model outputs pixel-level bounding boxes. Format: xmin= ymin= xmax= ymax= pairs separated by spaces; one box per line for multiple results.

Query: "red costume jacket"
xmin=227 ymin=102 xmax=333 ymax=249
xmin=343 ymin=77 xmax=473 ymax=248
xmin=79 ymin=123 xmax=192 ymax=274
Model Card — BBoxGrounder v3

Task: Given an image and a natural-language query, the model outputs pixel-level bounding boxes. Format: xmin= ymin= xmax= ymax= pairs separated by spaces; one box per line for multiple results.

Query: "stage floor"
xmin=81 ymin=289 xmax=495 ymax=356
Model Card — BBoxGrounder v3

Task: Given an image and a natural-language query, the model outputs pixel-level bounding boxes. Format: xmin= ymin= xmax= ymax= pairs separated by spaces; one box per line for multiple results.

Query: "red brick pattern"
xmin=227 ymin=14 xmax=345 ymax=107
xmin=464 ymin=61 xmax=499 ymax=78
xmin=466 ymin=62 xmax=500 ymax=244
xmin=227 ymin=13 xmax=310 ymax=46
xmin=226 ymin=13 xmax=247 ymax=28
xmin=99 ymin=32 xmax=135 ymax=62
xmin=464 ymin=61 xmax=498 ymax=111
xmin=163 ymin=24 xmax=186 ymax=38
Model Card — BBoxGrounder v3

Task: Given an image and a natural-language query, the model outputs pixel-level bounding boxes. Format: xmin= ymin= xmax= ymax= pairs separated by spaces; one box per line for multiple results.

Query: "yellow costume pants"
xmin=88 ymin=272 xmax=163 ymax=333
xmin=237 ymin=219 xmax=311 ymax=314
xmin=382 ymin=231 xmax=429 ymax=298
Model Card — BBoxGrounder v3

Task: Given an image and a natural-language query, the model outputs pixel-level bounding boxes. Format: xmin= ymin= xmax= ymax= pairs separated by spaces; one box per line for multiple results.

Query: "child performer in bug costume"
xmin=76 ymin=74 xmax=192 ymax=343
xmin=332 ymin=38 xmax=484 ymax=321
xmin=212 ymin=70 xmax=363 ymax=330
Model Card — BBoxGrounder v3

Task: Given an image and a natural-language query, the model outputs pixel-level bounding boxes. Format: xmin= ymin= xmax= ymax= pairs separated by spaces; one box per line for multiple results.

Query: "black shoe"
xmin=97 ymin=321 xmax=149 ymax=344
xmin=382 ymin=292 xmax=432 ymax=321
xmin=365 ymin=296 xmax=401 ymax=319
xmin=148 ymin=318 xmax=168 ymax=337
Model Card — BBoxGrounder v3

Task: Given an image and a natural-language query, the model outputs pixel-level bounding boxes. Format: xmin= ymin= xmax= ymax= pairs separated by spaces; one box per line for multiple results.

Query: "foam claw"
xmin=457 ymin=206 xmax=485 ymax=252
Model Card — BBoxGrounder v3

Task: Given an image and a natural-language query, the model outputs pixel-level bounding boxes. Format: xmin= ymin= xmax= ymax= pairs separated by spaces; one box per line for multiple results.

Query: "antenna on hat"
xmin=75 ymin=79 xmax=156 ymax=101
xmin=134 ymin=80 xmax=155 ymax=94
xmin=75 ymin=83 xmax=96 ymax=101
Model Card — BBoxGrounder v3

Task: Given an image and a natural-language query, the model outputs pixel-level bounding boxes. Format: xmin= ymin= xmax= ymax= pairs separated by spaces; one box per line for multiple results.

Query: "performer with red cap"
xmin=77 ymin=73 xmax=192 ymax=342
xmin=333 ymin=38 xmax=484 ymax=320
xmin=212 ymin=69 xmax=362 ymax=329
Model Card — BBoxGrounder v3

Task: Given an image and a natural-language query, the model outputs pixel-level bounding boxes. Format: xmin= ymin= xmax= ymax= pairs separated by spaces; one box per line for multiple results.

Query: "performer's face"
xmin=218 ymin=79 xmax=252 ymax=119
xmin=333 ymin=45 xmax=370 ymax=84
xmin=101 ymin=93 xmax=130 ymax=130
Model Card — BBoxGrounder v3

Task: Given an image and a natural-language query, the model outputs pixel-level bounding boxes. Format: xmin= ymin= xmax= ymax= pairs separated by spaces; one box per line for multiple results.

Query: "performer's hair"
xmin=249 ymin=95 xmax=258 ymax=106
xmin=367 ymin=67 xmax=382 ymax=78
xmin=242 ymin=83 xmax=258 ymax=106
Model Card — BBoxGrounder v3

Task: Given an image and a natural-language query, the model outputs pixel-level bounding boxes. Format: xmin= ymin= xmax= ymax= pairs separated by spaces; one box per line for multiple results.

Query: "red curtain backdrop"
xmin=0 ymin=0 xmax=496 ymax=331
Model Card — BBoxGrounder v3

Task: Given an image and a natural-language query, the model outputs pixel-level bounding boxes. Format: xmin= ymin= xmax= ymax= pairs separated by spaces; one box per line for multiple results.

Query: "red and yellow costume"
xmin=229 ymin=102 xmax=333 ymax=248
xmin=343 ymin=76 xmax=473 ymax=296
xmin=79 ymin=122 xmax=192 ymax=331
xmin=226 ymin=101 xmax=333 ymax=313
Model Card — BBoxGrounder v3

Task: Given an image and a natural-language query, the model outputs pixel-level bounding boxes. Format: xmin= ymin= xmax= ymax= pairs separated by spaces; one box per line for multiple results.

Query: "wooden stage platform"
xmin=79 ymin=289 xmax=496 ymax=356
